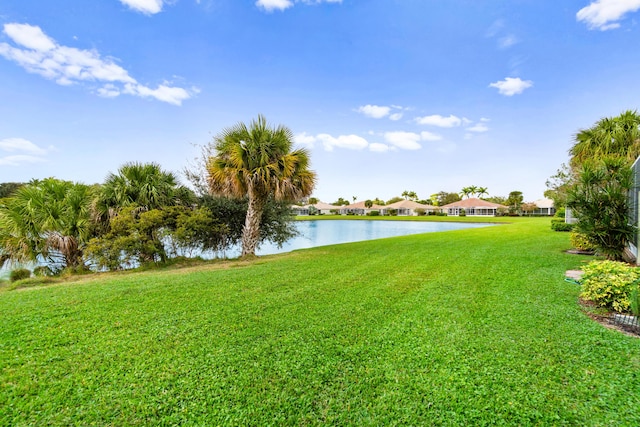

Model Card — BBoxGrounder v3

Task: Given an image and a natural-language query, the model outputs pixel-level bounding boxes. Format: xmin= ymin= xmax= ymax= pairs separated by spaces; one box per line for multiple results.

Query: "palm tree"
xmin=460 ymin=187 xmax=472 ymax=199
xmin=206 ymin=115 xmax=316 ymax=257
xmin=477 ymin=187 xmax=488 ymax=199
xmin=0 ymin=178 xmax=93 ymax=269
xmin=570 ymin=110 xmax=640 ymax=168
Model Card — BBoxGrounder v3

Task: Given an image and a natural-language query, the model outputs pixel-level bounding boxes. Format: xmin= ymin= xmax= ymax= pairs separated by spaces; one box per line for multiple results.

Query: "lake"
xmin=255 ymin=219 xmax=495 ymax=255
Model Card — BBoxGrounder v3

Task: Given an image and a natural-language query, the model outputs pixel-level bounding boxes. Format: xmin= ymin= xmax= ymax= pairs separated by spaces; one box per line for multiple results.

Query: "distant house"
xmin=312 ymin=202 xmax=341 ymax=215
xmin=383 ymin=199 xmax=438 ymax=216
xmin=341 ymin=201 xmax=385 ymax=215
xmin=440 ymin=198 xmax=506 ymax=216
xmin=291 ymin=204 xmax=310 ymax=215
xmin=532 ymin=198 xmax=555 ymax=216
xmin=291 ymin=202 xmax=341 ymax=215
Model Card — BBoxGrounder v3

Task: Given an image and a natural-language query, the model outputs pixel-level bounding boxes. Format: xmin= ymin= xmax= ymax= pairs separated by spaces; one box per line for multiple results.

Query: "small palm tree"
xmin=207 ymin=115 xmax=316 ymax=257
xmin=477 ymin=187 xmax=488 ymax=199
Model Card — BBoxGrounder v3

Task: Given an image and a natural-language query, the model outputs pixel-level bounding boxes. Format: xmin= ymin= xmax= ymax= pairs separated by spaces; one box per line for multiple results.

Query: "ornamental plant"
xmin=580 ymin=260 xmax=640 ymax=313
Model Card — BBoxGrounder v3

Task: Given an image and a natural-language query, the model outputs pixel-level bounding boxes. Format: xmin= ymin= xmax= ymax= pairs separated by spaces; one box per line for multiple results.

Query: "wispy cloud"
xmin=356 ymin=104 xmax=406 ymax=121
xmin=489 ymin=77 xmax=533 ymax=96
xmin=577 ymin=0 xmax=640 ymax=31
xmin=0 ymin=137 xmax=54 ymax=166
xmin=0 ymin=23 xmax=196 ymax=105
xmin=256 ymin=0 xmax=342 ymax=12
xmin=415 ymin=114 xmax=462 ymax=127
xmin=119 ymin=0 xmax=164 ymax=15
xmin=295 ymin=133 xmax=368 ymax=151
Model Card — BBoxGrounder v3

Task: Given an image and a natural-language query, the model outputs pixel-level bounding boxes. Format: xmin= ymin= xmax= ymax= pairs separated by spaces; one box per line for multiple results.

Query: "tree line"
xmin=0 ymin=115 xmax=316 ymax=275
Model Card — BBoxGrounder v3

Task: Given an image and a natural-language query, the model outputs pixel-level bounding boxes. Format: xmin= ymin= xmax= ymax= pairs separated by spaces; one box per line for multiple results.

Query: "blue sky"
xmin=1 ymin=0 xmax=640 ymax=203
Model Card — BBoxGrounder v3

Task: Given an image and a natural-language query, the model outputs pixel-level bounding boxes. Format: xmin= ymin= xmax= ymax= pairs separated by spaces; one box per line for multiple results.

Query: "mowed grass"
xmin=1 ymin=218 xmax=639 ymax=426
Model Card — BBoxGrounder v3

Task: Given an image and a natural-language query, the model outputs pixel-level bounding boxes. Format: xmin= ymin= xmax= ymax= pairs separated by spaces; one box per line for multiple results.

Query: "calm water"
xmin=256 ymin=220 xmax=495 ymax=255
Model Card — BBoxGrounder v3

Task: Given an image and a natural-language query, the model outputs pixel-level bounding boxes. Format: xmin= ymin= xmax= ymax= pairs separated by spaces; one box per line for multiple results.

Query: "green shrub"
xmin=33 ymin=266 xmax=57 ymax=277
xmin=631 ymin=288 xmax=640 ymax=317
xmin=580 ymin=260 xmax=640 ymax=313
xmin=459 ymin=209 xmax=466 ymax=217
xmin=415 ymin=208 xmax=426 ymax=216
xmin=570 ymin=232 xmax=594 ymax=251
xmin=387 ymin=209 xmax=398 ymax=216
xmin=10 ymin=268 xmax=31 ymax=282
xmin=367 ymin=210 xmax=380 ymax=216
xmin=551 ymin=218 xmax=573 ymax=232
xmin=554 ymin=207 xmax=566 ymax=218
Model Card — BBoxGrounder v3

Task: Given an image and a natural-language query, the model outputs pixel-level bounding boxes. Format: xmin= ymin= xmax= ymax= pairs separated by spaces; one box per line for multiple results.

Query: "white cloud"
xmin=316 ymin=134 xmax=369 ymax=151
xmin=356 ymin=104 xmax=405 ymax=120
xmin=415 ymin=114 xmax=462 ymax=127
xmin=383 ymin=132 xmax=422 ymax=150
xmin=120 ymin=0 xmax=164 ymax=14
xmin=256 ymin=0 xmax=294 ymax=12
xmin=357 ymin=104 xmax=391 ymax=119
xmin=489 ymin=77 xmax=533 ymax=96
xmin=467 ymin=123 xmax=489 ymax=133
xmin=420 ymin=131 xmax=443 ymax=141
xmin=369 ymin=143 xmax=394 ymax=152
xmin=0 ymin=155 xmax=47 ymax=166
xmin=0 ymin=138 xmax=53 ymax=166
xmin=257 ymin=0 xmax=342 ymax=12
xmin=577 ymin=0 xmax=640 ymax=31
xmin=294 ymin=132 xmax=317 ymax=147
xmin=0 ymin=23 xmax=195 ymax=106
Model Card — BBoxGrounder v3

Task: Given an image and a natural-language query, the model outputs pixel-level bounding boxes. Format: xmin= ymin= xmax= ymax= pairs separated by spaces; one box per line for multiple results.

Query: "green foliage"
xmin=545 ymin=163 xmax=572 ymax=208
xmin=570 ymin=110 xmax=640 ymax=169
xmin=0 ymin=182 xmax=24 ymax=199
xmin=386 ymin=196 xmax=403 ymax=205
xmin=367 ymin=210 xmax=380 ymax=216
xmin=580 ymin=260 xmax=640 ymax=313
xmin=554 ymin=207 xmax=566 ymax=218
xmin=32 ymin=266 xmax=57 ymax=277
xmin=414 ymin=208 xmax=426 ymax=216
xmin=0 ymin=178 xmax=94 ymax=269
xmin=551 ymin=219 xmax=573 ymax=232
xmin=387 ymin=208 xmax=398 ymax=216
xmin=630 ymin=288 xmax=640 ymax=317
xmin=459 ymin=208 xmax=466 ymax=217
xmin=435 ymin=191 xmax=461 ymax=206
xmin=9 ymin=268 xmax=31 ymax=282
xmin=569 ymin=232 xmax=594 ymax=251
xmin=506 ymin=191 xmax=523 ymax=213
xmin=567 ymin=156 xmax=635 ymax=260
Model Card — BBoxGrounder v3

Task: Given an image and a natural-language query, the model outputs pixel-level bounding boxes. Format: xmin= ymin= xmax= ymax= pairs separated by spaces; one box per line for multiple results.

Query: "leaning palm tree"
xmin=206 ymin=115 xmax=316 ymax=257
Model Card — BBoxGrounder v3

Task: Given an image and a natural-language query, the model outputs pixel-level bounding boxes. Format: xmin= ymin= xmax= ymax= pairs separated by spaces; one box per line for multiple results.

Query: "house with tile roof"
xmin=532 ymin=198 xmax=555 ymax=216
xmin=340 ymin=200 xmax=385 ymax=215
xmin=440 ymin=197 xmax=506 ymax=216
xmin=383 ymin=199 xmax=439 ymax=216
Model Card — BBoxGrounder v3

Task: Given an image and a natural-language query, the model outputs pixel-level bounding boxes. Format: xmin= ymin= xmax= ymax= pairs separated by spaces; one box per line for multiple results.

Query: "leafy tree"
xmin=567 ymin=157 xmax=635 ymax=260
xmin=544 ymin=163 xmax=572 ymax=208
xmin=485 ymin=196 xmax=507 ymax=205
xmin=364 ymin=199 xmax=373 ymax=208
xmin=332 ymin=197 xmax=350 ymax=206
xmin=386 ymin=196 xmax=404 ymax=205
xmin=372 ymin=197 xmax=386 ymax=206
xmin=506 ymin=191 xmax=524 ymax=214
xmin=206 ymin=115 xmax=316 ymax=257
xmin=435 ymin=192 xmax=461 ymax=206
xmin=521 ymin=202 xmax=538 ymax=216
xmin=308 ymin=197 xmax=319 ymax=205
xmin=0 ymin=178 xmax=93 ymax=270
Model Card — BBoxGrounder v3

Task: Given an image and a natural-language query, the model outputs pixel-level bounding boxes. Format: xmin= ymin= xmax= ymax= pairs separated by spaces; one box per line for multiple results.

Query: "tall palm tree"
xmin=206 ymin=115 xmax=316 ymax=257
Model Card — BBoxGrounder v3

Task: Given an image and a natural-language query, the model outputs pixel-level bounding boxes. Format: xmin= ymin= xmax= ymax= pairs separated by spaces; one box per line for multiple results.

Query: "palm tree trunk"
xmin=241 ymin=189 xmax=266 ymax=257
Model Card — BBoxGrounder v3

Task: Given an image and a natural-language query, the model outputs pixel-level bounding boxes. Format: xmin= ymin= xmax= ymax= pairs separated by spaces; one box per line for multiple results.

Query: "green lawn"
xmin=1 ymin=217 xmax=639 ymax=426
